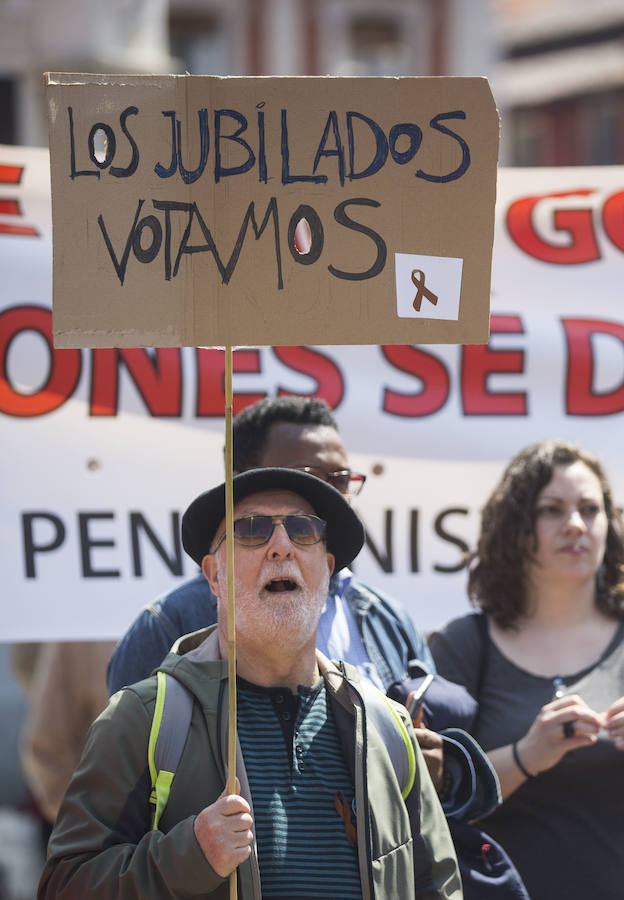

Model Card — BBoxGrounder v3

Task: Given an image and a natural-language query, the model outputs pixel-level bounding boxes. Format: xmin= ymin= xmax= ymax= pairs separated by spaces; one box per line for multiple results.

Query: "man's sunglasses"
xmin=212 ymin=514 xmax=327 ymax=552
xmin=293 ymin=466 xmax=366 ymax=496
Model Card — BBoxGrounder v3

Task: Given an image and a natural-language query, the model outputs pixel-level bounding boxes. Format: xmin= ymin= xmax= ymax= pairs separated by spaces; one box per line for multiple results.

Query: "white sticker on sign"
xmin=395 ymin=253 xmax=463 ymax=320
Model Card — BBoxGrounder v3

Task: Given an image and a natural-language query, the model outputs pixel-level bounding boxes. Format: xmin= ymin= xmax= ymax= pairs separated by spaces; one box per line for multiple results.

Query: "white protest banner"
xmin=45 ymin=74 xmax=498 ymax=347
xmin=2 ymin=147 xmax=624 ymax=640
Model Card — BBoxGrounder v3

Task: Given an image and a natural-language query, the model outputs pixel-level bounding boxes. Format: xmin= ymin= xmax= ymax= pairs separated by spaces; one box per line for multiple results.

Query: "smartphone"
xmin=406 ymin=673 xmax=434 ymax=719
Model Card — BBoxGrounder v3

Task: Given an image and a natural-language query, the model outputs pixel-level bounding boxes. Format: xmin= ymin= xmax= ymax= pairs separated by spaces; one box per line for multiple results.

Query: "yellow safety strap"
xmin=148 ymin=671 xmax=171 ymax=830
xmin=382 ymin=696 xmax=416 ymax=800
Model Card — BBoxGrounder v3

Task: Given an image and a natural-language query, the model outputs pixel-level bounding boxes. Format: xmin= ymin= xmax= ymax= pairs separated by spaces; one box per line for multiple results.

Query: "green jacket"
xmin=39 ymin=627 xmax=461 ymax=900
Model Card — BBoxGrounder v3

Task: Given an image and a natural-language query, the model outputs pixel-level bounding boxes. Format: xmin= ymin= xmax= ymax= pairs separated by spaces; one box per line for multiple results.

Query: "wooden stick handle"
xmin=224 ymin=345 xmax=237 ymax=900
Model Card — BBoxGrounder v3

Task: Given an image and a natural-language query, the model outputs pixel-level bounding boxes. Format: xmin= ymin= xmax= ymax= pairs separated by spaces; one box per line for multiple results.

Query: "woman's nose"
xmin=564 ymin=507 xmax=586 ymax=531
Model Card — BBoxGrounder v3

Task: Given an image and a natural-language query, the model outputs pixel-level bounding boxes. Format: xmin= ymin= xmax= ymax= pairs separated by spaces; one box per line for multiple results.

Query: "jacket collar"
xmin=168 ymin=625 xmax=356 ymax=699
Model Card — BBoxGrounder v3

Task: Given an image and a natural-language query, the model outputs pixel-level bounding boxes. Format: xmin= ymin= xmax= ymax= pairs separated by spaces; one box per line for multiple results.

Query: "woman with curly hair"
xmin=428 ymin=439 xmax=624 ymax=900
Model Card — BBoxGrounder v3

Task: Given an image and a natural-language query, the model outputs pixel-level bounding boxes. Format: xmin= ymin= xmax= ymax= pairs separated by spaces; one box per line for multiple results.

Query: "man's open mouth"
xmin=264 ymin=578 xmax=298 ymax=593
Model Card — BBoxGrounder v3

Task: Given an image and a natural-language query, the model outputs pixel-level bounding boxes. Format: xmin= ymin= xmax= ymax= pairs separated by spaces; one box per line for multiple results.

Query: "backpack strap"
xmin=148 ymin=671 xmax=193 ymax=830
xmin=352 ymin=675 xmax=416 ymax=801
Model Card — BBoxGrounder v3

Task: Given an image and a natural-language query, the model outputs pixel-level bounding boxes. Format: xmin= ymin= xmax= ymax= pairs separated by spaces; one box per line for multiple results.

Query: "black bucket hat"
xmin=182 ymin=467 xmax=365 ymax=572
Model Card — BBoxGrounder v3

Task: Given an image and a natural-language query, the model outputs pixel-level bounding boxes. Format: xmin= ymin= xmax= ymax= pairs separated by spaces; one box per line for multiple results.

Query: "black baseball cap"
xmin=182 ymin=467 xmax=365 ymax=572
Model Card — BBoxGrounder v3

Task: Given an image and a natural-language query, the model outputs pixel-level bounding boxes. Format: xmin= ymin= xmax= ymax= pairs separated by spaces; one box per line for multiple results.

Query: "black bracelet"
xmin=512 ymin=741 xmax=536 ymax=779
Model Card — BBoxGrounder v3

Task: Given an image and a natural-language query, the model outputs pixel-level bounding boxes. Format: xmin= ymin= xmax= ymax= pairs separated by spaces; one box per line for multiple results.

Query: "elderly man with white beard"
xmin=39 ymin=467 xmax=461 ymax=900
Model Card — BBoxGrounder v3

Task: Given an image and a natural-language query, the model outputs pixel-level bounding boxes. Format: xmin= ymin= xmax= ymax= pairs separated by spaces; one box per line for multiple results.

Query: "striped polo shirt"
xmin=237 ymin=676 xmax=362 ymax=899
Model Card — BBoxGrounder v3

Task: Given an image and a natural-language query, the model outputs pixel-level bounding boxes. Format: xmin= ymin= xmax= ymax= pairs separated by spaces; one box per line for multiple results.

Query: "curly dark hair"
xmin=231 ymin=396 xmax=338 ymax=471
xmin=468 ymin=439 xmax=624 ymax=629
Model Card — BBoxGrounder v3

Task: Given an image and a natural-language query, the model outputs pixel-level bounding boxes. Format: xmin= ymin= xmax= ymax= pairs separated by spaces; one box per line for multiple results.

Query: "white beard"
xmin=219 ymin=564 xmax=330 ymax=648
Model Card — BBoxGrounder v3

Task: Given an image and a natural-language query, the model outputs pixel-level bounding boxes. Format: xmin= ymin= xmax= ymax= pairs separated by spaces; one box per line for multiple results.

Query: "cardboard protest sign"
xmin=45 ymin=74 xmax=499 ymax=349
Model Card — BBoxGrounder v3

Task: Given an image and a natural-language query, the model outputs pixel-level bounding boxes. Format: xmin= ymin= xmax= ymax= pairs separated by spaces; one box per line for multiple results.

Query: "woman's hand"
xmin=517 ymin=694 xmax=603 ymax=775
xmin=489 ymin=694 xmax=604 ymax=799
xmin=605 ymin=696 xmax=624 ymax=749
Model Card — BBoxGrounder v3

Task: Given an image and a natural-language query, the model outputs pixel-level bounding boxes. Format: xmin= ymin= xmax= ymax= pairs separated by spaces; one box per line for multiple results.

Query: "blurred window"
xmin=590 ymin=93 xmax=622 ymax=164
xmin=548 ymin=100 xmax=581 ymax=165
xmin=0 ymin=79 xmax=16 ymax=145
xmin=512 ymin=108 xmax=544 ymax=166
xmin=349 ymin=15 xmax=411 ymax=76
xmin=169 ymin=12 xmax=230 ymax=75
xmin=511 ymin=90 xmax=624 ymax=167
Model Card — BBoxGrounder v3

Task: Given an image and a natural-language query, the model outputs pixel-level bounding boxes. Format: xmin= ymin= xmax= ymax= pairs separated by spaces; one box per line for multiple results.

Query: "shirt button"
xmin=282 ymin=711 xmax=291 ymax=721
xmin=275 ymin=694 xmax=284 ymax=704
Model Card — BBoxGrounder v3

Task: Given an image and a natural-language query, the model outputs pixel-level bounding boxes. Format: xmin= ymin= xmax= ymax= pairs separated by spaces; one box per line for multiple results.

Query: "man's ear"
xmin=201 ymin=554 xmax=221 ymax=597
xmin=326 ymin=552 xmax=335 ymax=578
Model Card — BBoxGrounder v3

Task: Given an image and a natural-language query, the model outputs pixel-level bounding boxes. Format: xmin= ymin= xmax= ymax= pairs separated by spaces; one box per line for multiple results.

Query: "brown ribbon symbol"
xmin=411 ymin=269 xmax=438 ymax=312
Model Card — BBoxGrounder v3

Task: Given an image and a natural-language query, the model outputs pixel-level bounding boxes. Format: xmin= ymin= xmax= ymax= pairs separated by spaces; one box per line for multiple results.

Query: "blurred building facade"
xmin=1 ymin=0 xmax=494 ymax=148
xmin=0 ymin=0 xmax=176 ymax=146
xmin=2 ymin=1 xmax=624 ymax=157
xmin=167 ymin=0 xmax=493 ymax=80
xmin=493 ymin=0 xmax=624 ymax=164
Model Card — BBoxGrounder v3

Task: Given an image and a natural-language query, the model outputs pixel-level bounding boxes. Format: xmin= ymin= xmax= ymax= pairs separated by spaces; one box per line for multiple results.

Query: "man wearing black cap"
xmin=39 ymin=468 xmax=461 ymax=900
xmin=104 ymin=395 xmax=499 ymax=830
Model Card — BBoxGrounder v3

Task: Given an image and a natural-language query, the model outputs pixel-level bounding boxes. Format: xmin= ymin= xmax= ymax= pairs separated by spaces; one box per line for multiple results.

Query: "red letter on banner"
xmin=506 ymin=190 xmax=600 ymax=264
xmin=0 ymin=165 xmax=39 ymax=236
xmin=90 ymin=349 xmax=182 ymax=416
xmin=601 ymin=190 xmax=624 ymax=252
xmin=195 ymin=348 xmax=264 ymax=417
xmin=273 ymin=347 xmax=344 ymax=409
xmin=0 ymin=305 xmax=81 ymax=416
xmin=382 ymin=345 xmax=449 ymax=416
xmin=461 ymin=315 xmax=527 ymax=415
xmin=563 ymin=318 xmax=624 ymax=415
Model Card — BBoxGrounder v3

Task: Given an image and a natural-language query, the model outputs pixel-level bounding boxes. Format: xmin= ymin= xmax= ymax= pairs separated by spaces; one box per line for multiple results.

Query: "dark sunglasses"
xmin=212 ymin=514 xmax=327 ymax=551
xmin=293 ymin=466 xmax=367 ymax=496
